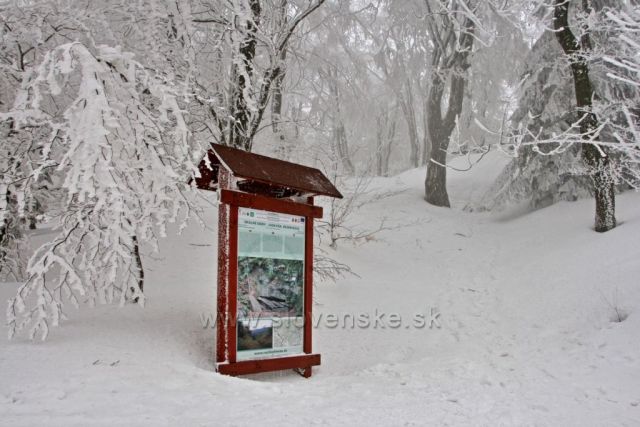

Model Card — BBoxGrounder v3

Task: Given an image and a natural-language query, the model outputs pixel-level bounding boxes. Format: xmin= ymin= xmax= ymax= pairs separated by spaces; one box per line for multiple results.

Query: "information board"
xmin=236 ymin=207 xmax=305 ymax=361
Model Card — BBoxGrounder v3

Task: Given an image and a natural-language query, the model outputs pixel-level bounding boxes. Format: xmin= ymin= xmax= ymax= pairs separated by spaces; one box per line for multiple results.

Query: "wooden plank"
xmin=217 ymin=354 xmax=321 ymax=377
xmin=216 ymin=169 xmax=230 ymax=364
xmin=303 ymin=197 xmax=315 ymax=378
xmin=228 ymin=204 xmax=239 ymax=364
xmin=210 ymin=144 xmax=343 ymax=198
xmin=220 ymin=190 xmax=323 ymax=218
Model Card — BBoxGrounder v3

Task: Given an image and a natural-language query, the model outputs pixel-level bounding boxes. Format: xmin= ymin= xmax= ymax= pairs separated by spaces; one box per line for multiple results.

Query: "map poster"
xmin=236 ymin=207 xmax=305 ymax=361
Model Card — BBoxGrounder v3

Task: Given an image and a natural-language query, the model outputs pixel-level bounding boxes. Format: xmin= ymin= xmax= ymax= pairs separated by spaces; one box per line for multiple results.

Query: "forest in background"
xmin=0 ymin=0 xmax=639 ymax=339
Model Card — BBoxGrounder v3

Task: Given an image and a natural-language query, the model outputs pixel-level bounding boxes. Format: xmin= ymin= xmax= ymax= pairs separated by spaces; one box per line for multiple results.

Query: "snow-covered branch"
xmin=3 ymin=42 xmax=199 ymax=339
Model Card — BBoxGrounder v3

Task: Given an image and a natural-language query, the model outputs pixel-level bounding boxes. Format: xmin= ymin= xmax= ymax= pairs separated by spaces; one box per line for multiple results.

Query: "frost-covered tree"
xmin=191 ymin=0 xmax=326 ymax=152
xmin=307 ymin=1 xmax=378 ymax=174
xmin=478 ymin=31 xmax=593 ymax=212
xmin=267 ymin=1 xmax=394 ymax=174
xmin=373 ymin=0 xmax=429 ymax=170
xmin=0 ymin=0 xmax=207 ymax=338
xmin=2 ymin=42 xmax=198 ymax=339
xmin=421 ymin=0 xmax=477 ymax=207
xmin=473 ymin=0 xmax=639 ymax=230
xmin=552 ymin=0 xmax=616 ymax=232
xmin=485 ymin=0 xmax=639 ymax=230
xmin=601 ymin=3 xmax=640 ymax=190
xmin=421 ymin=0 xmax=524 ymax=207
xmin=0 ymin=1 xmax=85 ymax=279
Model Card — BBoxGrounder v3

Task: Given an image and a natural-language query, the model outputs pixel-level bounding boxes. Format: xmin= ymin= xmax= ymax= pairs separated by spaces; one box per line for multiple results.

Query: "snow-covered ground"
xmin=2 ymin=154 xmax=639 ymax=426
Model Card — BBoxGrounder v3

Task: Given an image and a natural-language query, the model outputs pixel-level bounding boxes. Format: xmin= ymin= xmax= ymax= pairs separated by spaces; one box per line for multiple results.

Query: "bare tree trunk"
xmin=132 ymin=234 xmax=144 ymax=303
xmin=376 ymin=107 xmax=397 ymax=176
xmin=398 ymin=80 xmax=420 ymax=168
xmin=0 ymin=187 xmax=14 ymax=269
xmin=421 ymin=94 xmax=431 ymax=166
xmin=272 ymin=0 xmax=288 ymax=159
xmin=553 ymin=0 xmax=616 ymax=232
xmin=224 ymin=0 xmax=325 ymax=152
xmin=383 ymin=116 xmax=396 ymax=176
xmin=272 ymin=47 xmax=287 ymax=157
xmin=327 ymin=67 xmax=355 ymax=174
xmin=230 ymin=0 xmax=262 ymax=151
xmin=126 ymin=216 xmax=144 ymax=301
xmin=0 ymin=138 xmax=25 ymax=279
xmin=271 ymin=50 xmax=286 ymax=135
xmin=292 ymin=100 xmax=302 ymax=140
xmin=425 ymin=140 xmax=450 ymax=207
xmin=424 ymin=18 xmax=473 ymax=207
xmin=334 ymin=120 xmax=354 ymax=174
xmin=376 ymin=110 xmax=387 ymax=176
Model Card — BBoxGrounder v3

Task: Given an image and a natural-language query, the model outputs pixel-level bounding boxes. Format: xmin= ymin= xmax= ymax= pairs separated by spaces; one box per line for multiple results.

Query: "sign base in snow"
xmin=217 ymin=354 xmax=321 ymax=377
xmin=214 ymin=190 xmax=322 ymax=377
xmin=194 ymin=144 xmax=342 ymax=378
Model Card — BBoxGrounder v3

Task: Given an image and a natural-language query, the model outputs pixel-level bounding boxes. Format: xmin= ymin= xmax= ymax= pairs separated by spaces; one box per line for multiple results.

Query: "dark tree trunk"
xmin=271 ymin=57 xmax=285 ymax=134
xmin=421 ymin=94 xmax=431 ymax=166
xmin=376 ymin=111 xmax=386 ymax=176
xmin=132 ymin=234 xmax=144 ymax=303
xmin=424 ymin=141 xmax=450 ymax=207
xmin=0 ymin=151 xmax=23 ymax=278
xmin=376 ymin=107 xmax=397 ymax=176
xmin=126 ymin=219 xmax=144 ymax=302
xmin=272 ymin=0 xmax=288 ymax=150
xmin=384 ymin=116 xmax=396 ymax=176
xmin=223 ymin=0 xmax=325 ymax=152
xmin=423 ymin=16 xmax=474 ymax=208
xmin=424 ymin=63 xmax=470 ymax=208
xmin=327 ymin=67 xmax=354 ymax=174
xmin=553 ymin=0 xmax=616 ymax=232
xmin=398 ymin=80 xmax=420 ymax=168
xmin=334 ymin=120 xmax=354 ymax=174
xmin=272 ymin=49 xmax=288 ymax=159
xmin=230 ymin=0 xmax=262 ymax=151
xmin=0 ymin=187 xmax=14 ymax=267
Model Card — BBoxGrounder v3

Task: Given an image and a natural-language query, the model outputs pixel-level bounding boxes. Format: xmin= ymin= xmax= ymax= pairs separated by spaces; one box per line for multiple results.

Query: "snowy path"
xmin=1 ymin=162 xmax=639 ymax=426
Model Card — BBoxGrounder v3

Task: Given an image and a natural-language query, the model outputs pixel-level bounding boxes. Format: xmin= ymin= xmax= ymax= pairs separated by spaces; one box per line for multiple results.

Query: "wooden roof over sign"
xmin=194 ymin=144 xmax=343 ymax=199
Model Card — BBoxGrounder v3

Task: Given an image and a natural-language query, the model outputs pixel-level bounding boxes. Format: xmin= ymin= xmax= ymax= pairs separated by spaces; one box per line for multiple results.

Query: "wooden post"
xmin=215 ymin=191 xmax=323 ymax=377
xmin=228 ymin=204 xmax=239 ymax=364
xmin=216 ymin=169 xmax=231 ymax=365
xmin=303 ymin=196 xmax=314 ymax=378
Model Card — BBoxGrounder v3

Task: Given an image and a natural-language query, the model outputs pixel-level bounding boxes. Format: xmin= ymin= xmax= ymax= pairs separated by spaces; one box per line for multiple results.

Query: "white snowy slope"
xmin=1 ymin=153 xmax=639 ymax=426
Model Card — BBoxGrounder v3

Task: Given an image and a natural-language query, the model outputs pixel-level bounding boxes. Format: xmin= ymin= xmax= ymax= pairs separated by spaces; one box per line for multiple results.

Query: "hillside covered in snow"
xmin=2 ymin=158 xmax=639 ymax=426
xmin=2 ymin=1 xmax=640 ymax=425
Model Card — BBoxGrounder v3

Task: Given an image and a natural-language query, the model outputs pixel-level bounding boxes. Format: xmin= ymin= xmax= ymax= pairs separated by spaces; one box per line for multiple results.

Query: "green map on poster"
xmin=236 ymin=207 xmax=305 ymax=362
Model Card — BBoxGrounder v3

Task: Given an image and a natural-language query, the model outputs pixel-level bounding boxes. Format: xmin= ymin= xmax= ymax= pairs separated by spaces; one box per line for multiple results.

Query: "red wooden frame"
xmin=219 ymin=189 xmax=323 ymax=218
xmin=217 ymin=354 xmax=320 ymax=376
xmin=215 ymin=189 xmax=321 ymax=377
xmin=216 ymin=171 xmax=230 ymax=364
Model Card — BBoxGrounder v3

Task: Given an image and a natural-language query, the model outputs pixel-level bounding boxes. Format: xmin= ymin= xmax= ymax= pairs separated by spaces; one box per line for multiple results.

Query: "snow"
xmin=2 ymin=157 xmax=640 ymax=426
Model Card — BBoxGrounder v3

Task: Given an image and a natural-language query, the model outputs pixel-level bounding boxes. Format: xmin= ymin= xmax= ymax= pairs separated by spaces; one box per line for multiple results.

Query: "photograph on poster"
xmin=237 ymin=208 xmax=306 ymax=361
xmin=237 ymin=319 xmax=273 ymax=352
xmin=237 ymin=257 xmax=303 ymax=317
